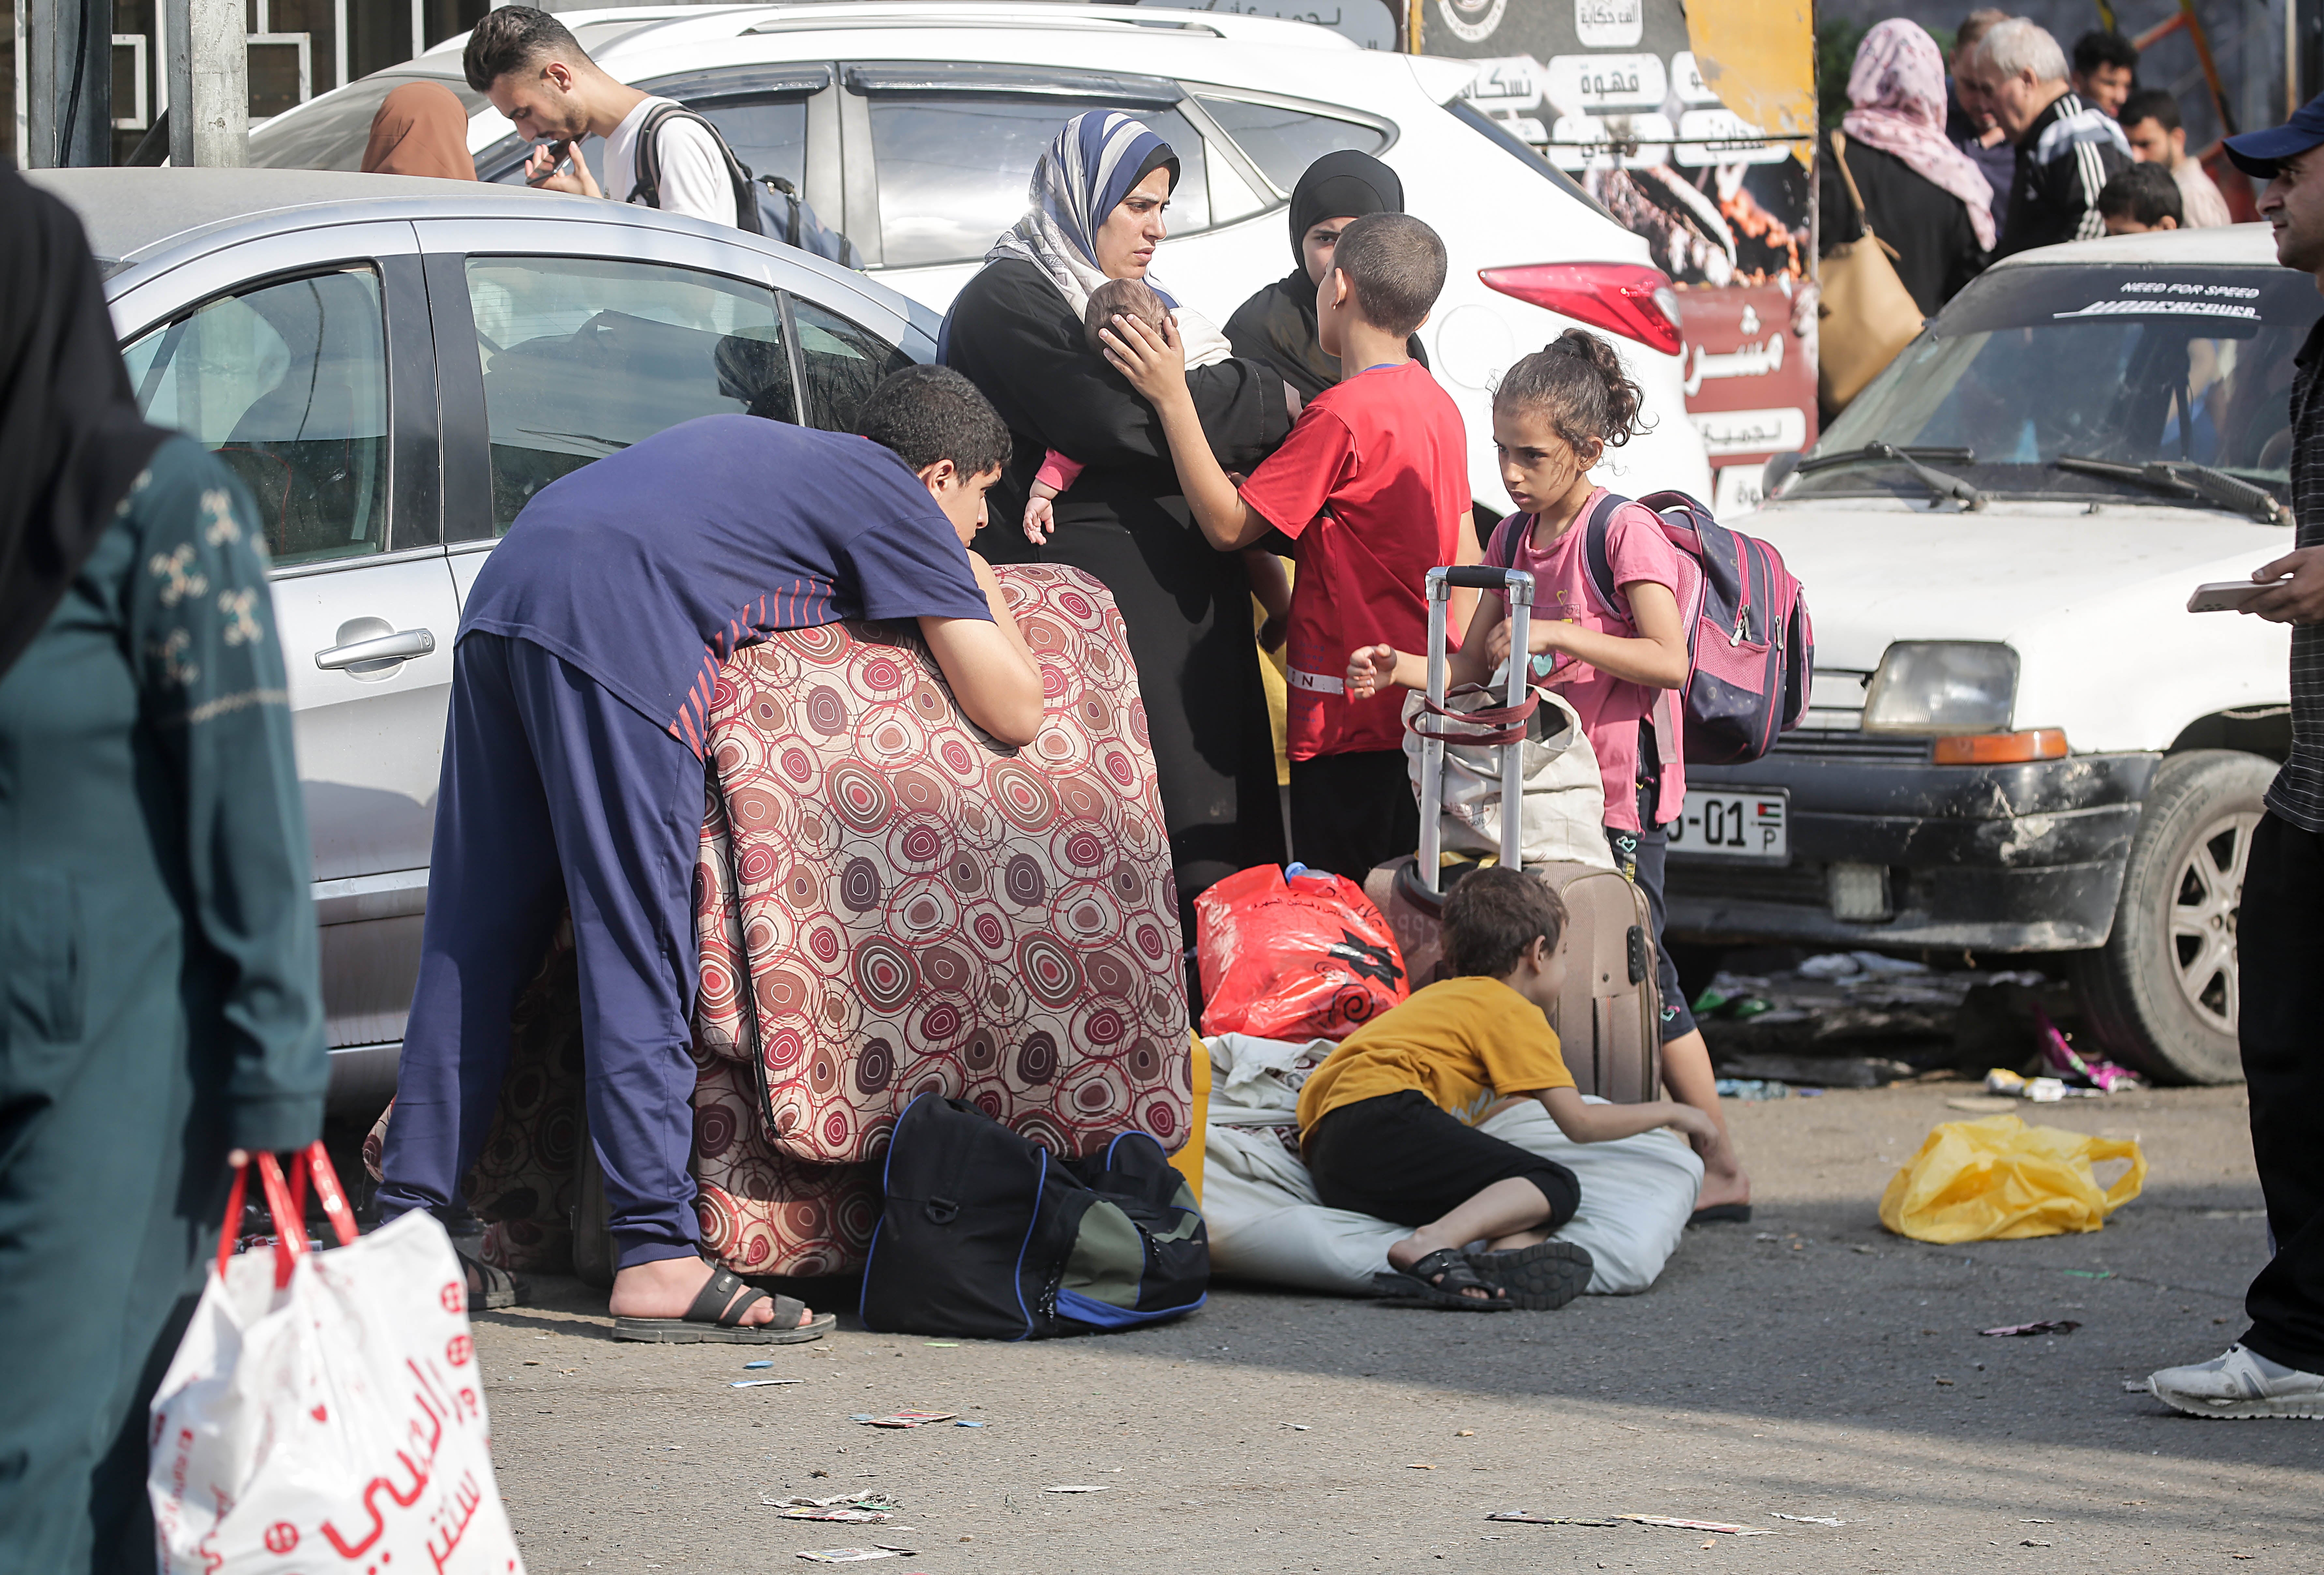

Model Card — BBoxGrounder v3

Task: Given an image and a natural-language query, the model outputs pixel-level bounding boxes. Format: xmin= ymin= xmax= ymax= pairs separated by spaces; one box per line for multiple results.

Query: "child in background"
xmin=1296 ymin=868 xmax=1718 ymax=1310
xmin=2097 ymin=160 xmax=2185 ymax=234
xmin=1104 ymin=212 xmax=1478 ymax=879
xmin=1343 ymin=328 xmax=1753 ymax=1223
xmin=1025 ymin=276 xmax=1292 ymax=650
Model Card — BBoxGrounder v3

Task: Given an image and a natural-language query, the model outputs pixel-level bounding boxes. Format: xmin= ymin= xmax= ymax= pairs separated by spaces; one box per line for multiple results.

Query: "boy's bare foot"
xmin=1695 ymin=1157 xmax=1752 ymax=1211
xmin=608 ymin=1255 xmax=814 ymax=1328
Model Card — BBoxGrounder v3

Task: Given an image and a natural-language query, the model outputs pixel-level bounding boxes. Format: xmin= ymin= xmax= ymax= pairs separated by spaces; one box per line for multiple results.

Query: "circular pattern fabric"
xmin=695 ymin=566 xmax=1191 ymax=1167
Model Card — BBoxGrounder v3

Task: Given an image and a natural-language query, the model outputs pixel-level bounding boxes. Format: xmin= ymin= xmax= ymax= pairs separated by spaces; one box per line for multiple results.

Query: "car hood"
xmin=1737 ymin=495 xmax=2293 ymax=671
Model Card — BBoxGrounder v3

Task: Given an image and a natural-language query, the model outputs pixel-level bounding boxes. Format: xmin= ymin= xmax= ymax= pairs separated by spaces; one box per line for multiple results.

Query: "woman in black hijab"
xmin=1226 ymin=150 xmax=1428 ymax=401
xmin=945 ymin=112 xmax=1296 ymax=915
xmin=0 ymin=171 xmax=327 ymax=1571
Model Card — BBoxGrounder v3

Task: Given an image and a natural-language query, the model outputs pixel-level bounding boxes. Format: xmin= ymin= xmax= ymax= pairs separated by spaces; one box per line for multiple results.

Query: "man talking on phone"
xmin=2145 ymin=97 xmax=2324 ymax=1419
xmin=465 ymin=6 xmax=737 ymax=228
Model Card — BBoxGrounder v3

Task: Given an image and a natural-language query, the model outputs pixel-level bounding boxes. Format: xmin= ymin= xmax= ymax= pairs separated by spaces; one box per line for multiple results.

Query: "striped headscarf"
xmin=985 ymin=111 xmax=1231 ymax=362
xmin=1842 ymin=19 xmax=1997 ymax=250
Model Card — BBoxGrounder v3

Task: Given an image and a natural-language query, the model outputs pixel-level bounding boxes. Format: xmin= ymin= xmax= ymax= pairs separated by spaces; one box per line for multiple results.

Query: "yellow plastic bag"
xmin=1878 ymin=1114 xmax=2146 ymax=1243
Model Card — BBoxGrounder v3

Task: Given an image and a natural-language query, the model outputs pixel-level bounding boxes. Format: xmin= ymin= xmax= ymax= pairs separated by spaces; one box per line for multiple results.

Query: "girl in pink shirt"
xmin=1344 ymin=329 xmax=1751 ymax=1221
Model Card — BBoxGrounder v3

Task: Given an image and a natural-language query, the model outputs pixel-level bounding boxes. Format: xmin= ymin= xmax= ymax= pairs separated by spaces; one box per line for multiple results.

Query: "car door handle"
xmin=315 ymin=627 xmax=437 ymax=671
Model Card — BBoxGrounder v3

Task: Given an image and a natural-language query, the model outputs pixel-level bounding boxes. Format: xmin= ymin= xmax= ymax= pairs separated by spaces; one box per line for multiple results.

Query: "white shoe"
xmin=2147 ymin=1345 xmax=2324 ymax=1419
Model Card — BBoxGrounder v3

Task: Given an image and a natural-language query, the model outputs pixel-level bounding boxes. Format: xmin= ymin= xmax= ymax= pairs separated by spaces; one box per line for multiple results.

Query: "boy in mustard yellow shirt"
xmin=1296 ymin=868 xmax=1721 ymax=1310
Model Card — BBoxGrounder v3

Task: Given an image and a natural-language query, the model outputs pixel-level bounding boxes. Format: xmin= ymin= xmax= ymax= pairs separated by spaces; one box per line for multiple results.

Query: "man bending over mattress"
xmin=377 ymin=365 xmax=1043 ymax=1340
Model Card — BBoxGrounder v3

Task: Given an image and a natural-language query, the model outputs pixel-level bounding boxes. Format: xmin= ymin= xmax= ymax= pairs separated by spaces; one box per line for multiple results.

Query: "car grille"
xmin=1769 ymin=730 xmax=1933 ymax=762
xmin=1670 ymin=858 xmax=1833 ymax=908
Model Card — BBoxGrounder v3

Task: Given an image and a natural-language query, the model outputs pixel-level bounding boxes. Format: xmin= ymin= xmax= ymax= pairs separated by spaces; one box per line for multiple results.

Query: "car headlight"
xmin=1861 ymin=642 xmax=2018 ymax=734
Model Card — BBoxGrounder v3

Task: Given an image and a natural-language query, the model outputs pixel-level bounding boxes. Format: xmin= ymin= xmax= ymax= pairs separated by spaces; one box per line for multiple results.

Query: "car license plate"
xmin=1666 ymin=789 xmax=1789 ymax=860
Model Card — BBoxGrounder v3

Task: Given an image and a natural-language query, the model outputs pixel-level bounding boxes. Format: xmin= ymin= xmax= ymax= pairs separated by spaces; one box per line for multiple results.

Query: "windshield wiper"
xmin=2052 ymin=454 xmax=2287 ymax=525
xmin=1794 ymin=443 xmax=1986 ymax=509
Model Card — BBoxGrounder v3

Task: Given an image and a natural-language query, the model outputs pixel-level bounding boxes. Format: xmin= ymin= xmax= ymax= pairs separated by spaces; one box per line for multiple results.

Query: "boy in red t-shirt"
xmin=1105 ymin=211 xmax=1476 ymax=877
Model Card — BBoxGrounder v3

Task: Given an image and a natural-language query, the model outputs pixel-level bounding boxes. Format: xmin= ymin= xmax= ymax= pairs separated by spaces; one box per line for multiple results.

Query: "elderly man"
xmin=2121 ymin=86 xmax=2237 ymax=228
xmin=1960 ymin=17 xmax=2132 ymax=258
xmin=2144 ymin=94 xmax=2324 ymax=1421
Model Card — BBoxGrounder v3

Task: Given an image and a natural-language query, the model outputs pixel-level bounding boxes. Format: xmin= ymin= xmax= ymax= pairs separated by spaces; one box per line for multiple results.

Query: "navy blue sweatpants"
xmin=378 ymin=632 xmax=705 ymax=1270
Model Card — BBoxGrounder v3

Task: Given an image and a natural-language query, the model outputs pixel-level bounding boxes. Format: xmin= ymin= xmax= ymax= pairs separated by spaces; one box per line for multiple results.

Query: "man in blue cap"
xmin=2146 ymin=98 xmax=2324 ymax=1419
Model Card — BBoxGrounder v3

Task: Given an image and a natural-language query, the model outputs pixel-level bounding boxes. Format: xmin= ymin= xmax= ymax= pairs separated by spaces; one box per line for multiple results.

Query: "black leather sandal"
xmin=612 ymin=1264 xmax=838 ymax=1344
xmin=1369 ymin=1247 xmax=1514 ymax=1311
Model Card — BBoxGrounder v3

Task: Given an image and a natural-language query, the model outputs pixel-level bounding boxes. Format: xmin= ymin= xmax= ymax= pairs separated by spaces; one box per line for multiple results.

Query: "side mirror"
xmin=1762 ymin=450 xmax=1804 ymax=497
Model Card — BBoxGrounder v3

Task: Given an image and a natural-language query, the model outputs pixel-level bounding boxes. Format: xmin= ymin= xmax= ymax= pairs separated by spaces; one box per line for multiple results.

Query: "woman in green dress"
xmin=0 ymin=171 xmax=329 ymax=1573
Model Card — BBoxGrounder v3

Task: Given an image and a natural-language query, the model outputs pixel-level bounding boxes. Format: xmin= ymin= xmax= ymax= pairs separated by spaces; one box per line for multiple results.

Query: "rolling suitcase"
xmin=1363 ymin=561 xmax=1662 ymax=1104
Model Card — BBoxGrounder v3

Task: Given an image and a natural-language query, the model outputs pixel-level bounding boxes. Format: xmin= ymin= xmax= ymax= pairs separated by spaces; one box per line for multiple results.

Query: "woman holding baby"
xmin=942 ymin=111 xmax=1296 ymax=921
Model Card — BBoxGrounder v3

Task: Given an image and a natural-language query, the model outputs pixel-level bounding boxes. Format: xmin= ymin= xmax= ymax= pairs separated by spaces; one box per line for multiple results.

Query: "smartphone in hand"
xmin=525 ymin=140 xmax=571 ymax=186
xmin=2187 ymin=579 xmax=2273 ymax=613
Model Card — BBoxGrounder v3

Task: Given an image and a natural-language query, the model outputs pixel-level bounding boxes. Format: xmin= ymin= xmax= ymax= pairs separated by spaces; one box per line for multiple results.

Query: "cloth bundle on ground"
xmin=1197 ymin=1033 xmax=1700 ymax=1295
xmin=368 ymin=565 xmax=1194 ymax=1278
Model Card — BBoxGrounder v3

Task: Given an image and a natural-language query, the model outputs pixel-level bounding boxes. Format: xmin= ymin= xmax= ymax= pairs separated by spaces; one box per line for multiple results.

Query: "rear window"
xmin=1445 ymin=98 xmax=1612 ymax=223
xmin=1191 ymin=96 xmax=1387 ymax=192
xmin=247 ymin=72 xmax=487 ymax=171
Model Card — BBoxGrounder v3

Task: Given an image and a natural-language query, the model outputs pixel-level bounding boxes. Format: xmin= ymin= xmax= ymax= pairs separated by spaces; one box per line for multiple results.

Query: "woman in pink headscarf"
xmin=1820 ymin=18 xmax=1994 ymax=314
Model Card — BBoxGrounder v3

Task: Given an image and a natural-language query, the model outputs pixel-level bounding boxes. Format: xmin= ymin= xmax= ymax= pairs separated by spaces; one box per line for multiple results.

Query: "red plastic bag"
xmin=1194 ymin=863 xmax=1409 ymax=1041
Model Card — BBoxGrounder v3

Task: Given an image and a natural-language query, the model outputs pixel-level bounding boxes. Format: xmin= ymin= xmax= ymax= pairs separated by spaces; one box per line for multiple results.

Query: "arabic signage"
xmin=1424 ymin=0 xmax=1819 ymax=508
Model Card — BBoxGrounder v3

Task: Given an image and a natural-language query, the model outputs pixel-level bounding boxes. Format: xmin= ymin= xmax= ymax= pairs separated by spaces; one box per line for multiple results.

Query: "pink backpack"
xmin=1489 ymin=489 xmax=1813 ymax=765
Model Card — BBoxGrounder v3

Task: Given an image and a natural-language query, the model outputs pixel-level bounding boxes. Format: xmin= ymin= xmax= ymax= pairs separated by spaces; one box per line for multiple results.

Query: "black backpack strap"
xmin=625 ymin=101 xmax=762 ymax=234
xmin=1578 ymin=489 xmax=1635 ymax=626
xmin=1483 ymin=510 xmax=1531 ymax=573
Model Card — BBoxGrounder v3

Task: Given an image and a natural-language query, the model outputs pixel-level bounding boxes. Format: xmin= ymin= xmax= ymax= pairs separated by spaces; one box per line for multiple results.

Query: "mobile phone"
xmin=2187 ymin=579 xmax=2272 ymax=613
xmin=526 ymin=140 xmax=571 ymax=185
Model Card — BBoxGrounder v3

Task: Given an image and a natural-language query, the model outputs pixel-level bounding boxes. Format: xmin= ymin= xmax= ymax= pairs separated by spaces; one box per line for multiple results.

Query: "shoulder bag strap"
xmin=625 ymin=101 xmax=682 ymax=208
xmin=1829 ymin=130 xmax=1903 ymax=261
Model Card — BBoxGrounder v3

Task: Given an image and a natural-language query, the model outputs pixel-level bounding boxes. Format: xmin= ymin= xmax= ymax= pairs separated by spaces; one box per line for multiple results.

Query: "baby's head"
xmin=1084 ymin=276 xmax=1172 ymax=355
xmin=1441 ymin=868 xmax=1569 ymax=1001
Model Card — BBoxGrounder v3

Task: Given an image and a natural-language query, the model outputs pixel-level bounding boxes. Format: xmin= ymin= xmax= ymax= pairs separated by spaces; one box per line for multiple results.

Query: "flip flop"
xmin=1689 ymin=1203 xmax=1753 ymax=1226
xmin=1465 ymin=1240 xmax=1593 ymax=1310
xmin=613 ymin=1265 xmax=837 ymax=1344
xmin=1369 ymin=1247 xmax=1514 ymax=1312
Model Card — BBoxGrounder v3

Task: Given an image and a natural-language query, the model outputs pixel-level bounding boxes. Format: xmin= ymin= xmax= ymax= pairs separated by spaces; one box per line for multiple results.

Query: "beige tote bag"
xmin=1817 ymin=131 xmax=1927 ymax=411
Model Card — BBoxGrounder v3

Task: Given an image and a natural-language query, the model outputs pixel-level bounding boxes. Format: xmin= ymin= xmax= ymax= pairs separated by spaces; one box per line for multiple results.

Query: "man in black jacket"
xmin=1961 ymin=17 xmax=2132 ymax=258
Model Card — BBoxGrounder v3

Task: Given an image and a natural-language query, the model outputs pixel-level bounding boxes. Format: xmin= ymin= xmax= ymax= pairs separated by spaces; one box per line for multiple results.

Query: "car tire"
xmin=2071 ymin=749 xmax=2274 ymax=1084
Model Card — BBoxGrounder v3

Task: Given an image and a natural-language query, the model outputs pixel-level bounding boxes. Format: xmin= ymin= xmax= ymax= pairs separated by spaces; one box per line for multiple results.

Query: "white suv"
xmin=250 ymin=2 xmax=1714 ymax=509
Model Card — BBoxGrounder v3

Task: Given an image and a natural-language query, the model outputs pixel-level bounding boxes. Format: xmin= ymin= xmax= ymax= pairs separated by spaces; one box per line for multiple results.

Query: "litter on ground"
xmin=1769 ymin=1513 xmax=1843 ymax=1526
xmin=744 ymin=1360 xmax=774 ymax=1369
xmin=1981 ymin=1320 xmax=2083 ymax=1337
xmin=794 ymin=1548 xmax=913 ymax=1563
xmin=734 ymin=1378 xmax=807 ymax=1387
xmin=1617 ymin=1515 xmax=1777 ymax=1536
xmin=1486 ymin=1513 xmax=1620 ymax=1526
xmin=859 ymin=1410 xmax=957 ymax=1428
xmin=780 ymin=1508 xmax=898 ymax=1523
xmin=1044 ymin=1485 xmax=1110 ymax=1493
xmin=764 ymin=1493 xmax=901 ymax=1510
xmin=954 ymin=1419 xmax=986 ymax=1427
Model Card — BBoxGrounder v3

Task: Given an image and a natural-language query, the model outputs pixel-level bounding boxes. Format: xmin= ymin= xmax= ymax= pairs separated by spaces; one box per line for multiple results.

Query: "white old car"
xmin=1669 ymin=224 xmax=2305 ymax=1085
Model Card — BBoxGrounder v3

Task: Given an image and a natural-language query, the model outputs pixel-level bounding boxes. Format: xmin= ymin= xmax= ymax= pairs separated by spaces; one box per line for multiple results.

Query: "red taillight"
xmin=1478 ymin=263 xmax=1684 ymax=357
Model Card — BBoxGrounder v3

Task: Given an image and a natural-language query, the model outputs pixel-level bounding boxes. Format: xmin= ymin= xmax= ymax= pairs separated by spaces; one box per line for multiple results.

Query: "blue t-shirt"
xmin=463 ymin=416 xmax=993 ymax=753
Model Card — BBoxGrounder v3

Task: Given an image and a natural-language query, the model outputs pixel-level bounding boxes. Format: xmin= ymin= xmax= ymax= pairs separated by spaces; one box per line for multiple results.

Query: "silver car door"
xmin=113 ymin=222 xmax=456 ymax=1092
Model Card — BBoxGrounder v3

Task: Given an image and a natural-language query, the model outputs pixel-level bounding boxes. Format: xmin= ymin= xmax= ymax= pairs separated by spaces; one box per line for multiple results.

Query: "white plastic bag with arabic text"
xmin=149 ymin=1148 xmax=524 ymax=1574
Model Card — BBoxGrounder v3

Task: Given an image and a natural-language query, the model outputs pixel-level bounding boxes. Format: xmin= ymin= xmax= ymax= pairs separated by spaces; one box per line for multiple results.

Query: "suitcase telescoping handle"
xmin=1419 ymin=564 xmax=1534 ymax=896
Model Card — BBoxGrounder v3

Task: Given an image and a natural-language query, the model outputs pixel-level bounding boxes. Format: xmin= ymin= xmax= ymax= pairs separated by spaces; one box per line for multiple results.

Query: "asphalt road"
xmin=472 ymin=1083 xmax=2322 ymax=1573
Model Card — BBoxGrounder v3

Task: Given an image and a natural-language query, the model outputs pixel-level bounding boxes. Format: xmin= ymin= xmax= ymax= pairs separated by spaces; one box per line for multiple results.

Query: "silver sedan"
xmin=31 ymin=167 xmax=939 ymax=1113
